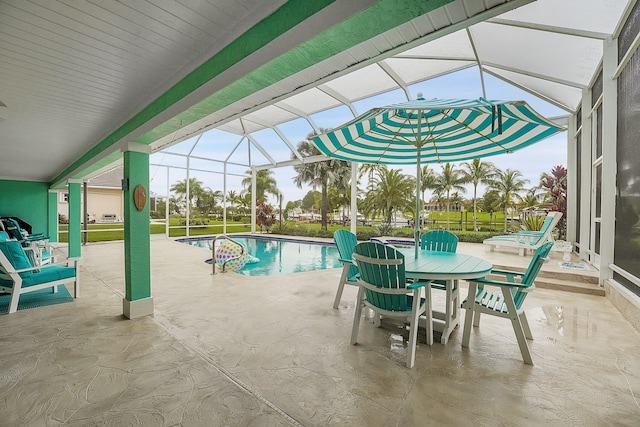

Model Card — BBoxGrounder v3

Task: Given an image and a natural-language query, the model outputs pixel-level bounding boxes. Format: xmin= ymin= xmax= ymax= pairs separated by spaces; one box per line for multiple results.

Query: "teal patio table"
xmin=398 ymin=248 xmax=492 ymax=345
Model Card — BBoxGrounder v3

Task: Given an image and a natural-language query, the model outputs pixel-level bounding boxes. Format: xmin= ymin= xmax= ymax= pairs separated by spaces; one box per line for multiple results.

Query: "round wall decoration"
xmin=133 ymin=184 xmax=147 ymax=211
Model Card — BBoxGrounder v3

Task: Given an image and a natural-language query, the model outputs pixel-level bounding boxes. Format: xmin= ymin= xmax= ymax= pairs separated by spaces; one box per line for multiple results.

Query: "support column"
xmin=566 ymin=116 xmax=577 ymax=244
xmin=47 ymin=190 xmax=59 ymax=244
xmin=67 ymin=180 xmax=82 ymax=259
xmin=251 ymin=169 xmax=257 ymax=233
xmin=599 ymin=37 xmax=618 ymax=285
xmin=122 ymin=142 xmax=153 ymax=319
xmin=579 ymin=89 xmax=592 ymax=261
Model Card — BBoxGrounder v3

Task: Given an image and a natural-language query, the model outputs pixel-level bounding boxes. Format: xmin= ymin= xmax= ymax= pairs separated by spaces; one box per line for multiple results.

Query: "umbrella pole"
xmin=415 ymin=112 xmax=422 ymax=259
xmin=415 ymin=151 xmax=421 ymax=259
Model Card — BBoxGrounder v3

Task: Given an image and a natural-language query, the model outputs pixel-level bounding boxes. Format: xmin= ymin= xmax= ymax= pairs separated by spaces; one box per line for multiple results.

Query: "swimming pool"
xmin=178 ymin=235 xmax=343 ymax=276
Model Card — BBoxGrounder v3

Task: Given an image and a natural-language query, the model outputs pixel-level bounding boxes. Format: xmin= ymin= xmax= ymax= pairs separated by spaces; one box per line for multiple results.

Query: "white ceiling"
xmin=0 ymin=0 xmax=634 ymax=185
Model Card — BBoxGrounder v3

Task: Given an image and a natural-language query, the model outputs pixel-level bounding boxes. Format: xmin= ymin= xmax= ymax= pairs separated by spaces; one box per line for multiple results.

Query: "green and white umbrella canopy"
xmin=311 ymin=97 xmax=565 ymax=256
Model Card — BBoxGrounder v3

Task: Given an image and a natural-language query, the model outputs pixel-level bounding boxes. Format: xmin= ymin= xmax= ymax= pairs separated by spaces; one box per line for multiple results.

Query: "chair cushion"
xmin=0 ymin=240 xmax=33 ymax=277
xmin=21 ymin=265 xmax=76 ymax=288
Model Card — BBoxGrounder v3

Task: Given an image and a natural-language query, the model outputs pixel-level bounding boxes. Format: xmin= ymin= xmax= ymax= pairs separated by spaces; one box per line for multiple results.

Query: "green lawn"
xmin=58 ymin=219 xmax=251 ymax=242
xmin=57 ymin=212 xmax=510 ymax=243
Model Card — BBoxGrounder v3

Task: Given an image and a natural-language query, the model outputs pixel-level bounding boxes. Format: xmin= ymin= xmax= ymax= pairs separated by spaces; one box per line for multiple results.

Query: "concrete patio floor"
xmin=1 ymin=237 xmax=639 ymax=426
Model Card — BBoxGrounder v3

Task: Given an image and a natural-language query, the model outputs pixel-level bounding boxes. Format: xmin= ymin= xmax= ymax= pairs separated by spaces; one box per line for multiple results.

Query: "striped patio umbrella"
xmin=311 ymin=97 xmax=565 ymax=257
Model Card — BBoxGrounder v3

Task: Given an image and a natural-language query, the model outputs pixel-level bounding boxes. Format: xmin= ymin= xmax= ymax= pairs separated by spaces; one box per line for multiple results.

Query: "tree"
xmin=256 ymin=202 xmax=276 ymax=233
xmin=302 ymin=190 xmax=321 ymax=211
xmin=241 ymin=169 xmax=279 ymax=204
xmin=540 ymin=165 xmax=568 ymax=239
xmin=368 ymin=168 xmax=415 ymax=224
xmin=359 ymin=164 xmax=387 ymax=192
xmin=433 ymin=163 xmax=467 ymax=230
xmin=238 ymin=193 xmax=252 ymax=215
xmin=461 ymin=159 xmax=496 ymax=231
xmin=195 ymin=188 xmax=221 ymax=216
xmin=292 ymin=136 xmax=352 ymax=231
xmin=488 ymin=168 xmax=529 ymax=232
xmin=226 ymin=190 xmax=239 ymax=216
xmin=170 ymin=178 xmax=205 ymax=215
xmin=519 ymin=187 xmax=544 ymax=211
xmin=420 ymin=165 xmax=438 ymax=227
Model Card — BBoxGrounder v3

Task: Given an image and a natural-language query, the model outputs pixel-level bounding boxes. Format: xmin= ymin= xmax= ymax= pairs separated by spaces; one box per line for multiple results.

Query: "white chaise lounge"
xmin=483 ymin=211 xmax=563 ymax=257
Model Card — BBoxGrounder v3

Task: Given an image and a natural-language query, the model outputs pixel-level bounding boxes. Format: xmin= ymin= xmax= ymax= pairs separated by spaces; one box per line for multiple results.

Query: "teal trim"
xmin=67 ymin=183 xmax=82 ymax=259
xmin=52 ymin=0 xmax=453 ymax=184
xmin=124 ymin=150 xmax=151 ymax=302
xmin=136 ymin=0 xmax=454 ymax=145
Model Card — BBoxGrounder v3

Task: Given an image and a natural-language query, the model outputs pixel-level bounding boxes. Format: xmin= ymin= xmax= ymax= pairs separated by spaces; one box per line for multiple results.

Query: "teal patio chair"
xmin=0 ymin=218 xmax=53 ymax=265
xmin=420 ymin=229 xmax=459 ymax=334
xmin=0 ymin=240 xmax=78 ymax=314
xmin=332 ymin=230 xmax=359 ymax=309
xmin=420 ymin=229 xmax=458 ymax=253
xmin=351 ymin=241 xmax=430 ymax=368
xmin=483 ymin=211 xmax=562 ymax=256
xmin=461 ymin=241 xmax=554 ymax=365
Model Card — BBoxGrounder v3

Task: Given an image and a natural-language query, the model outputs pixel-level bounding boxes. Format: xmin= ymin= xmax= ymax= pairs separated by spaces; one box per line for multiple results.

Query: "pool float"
xmin=214 ymin=239 xmax=248 ymax=271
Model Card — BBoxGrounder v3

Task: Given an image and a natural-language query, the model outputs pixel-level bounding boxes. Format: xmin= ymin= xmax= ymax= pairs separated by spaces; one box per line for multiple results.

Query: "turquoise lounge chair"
xmin=0 ymin=240 xmax=78 ymax=314
xmin=461 ymin=241 xmax=554 ymax=365
xmin=483 ymin=211 xmax=562 ymax=256
xmin=332 ymin=230 xmax=359 ymax=309
xmin=351 ymin=241 xmax=430 ymax=368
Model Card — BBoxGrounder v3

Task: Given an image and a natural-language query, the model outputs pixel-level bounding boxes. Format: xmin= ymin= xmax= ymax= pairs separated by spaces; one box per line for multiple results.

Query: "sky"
xmin=148 ymin=67 xmax=568 ymax=207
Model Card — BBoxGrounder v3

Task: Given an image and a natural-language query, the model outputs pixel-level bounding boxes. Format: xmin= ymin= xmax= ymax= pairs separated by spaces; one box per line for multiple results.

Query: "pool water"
xmin=178 ymin=235 xmax=343 ymax=276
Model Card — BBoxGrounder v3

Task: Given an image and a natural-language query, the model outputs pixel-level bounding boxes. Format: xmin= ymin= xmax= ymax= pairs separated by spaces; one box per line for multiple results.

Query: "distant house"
xmin=57 ymin=167 xmax=163 ymax=223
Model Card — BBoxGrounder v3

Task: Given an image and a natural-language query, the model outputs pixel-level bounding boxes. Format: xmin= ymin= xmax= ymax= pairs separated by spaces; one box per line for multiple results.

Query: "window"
xmin=614 ymin=7 xmax=640 ymax=295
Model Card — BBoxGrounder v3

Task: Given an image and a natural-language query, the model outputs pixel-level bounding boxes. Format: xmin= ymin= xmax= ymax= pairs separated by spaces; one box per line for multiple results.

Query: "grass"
xmin=57 ymin=211 xmax=511 ymax=243
xmin=57 ymin=220 xmax=252 ymax=242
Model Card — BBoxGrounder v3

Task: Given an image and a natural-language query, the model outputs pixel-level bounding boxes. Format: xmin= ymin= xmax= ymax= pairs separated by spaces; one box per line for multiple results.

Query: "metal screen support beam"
xmin=251 ymin=169 xmax=257 ymax=234
xmin=350 ymin=162 xmax=357 ymax=235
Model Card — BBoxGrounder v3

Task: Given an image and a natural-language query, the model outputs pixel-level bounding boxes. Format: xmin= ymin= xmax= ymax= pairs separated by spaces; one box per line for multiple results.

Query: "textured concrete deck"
xmin=1 ymin=238 xmax=638 ymax=426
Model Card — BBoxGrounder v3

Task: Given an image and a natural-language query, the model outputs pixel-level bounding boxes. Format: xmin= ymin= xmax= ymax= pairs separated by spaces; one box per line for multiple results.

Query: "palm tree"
xmin=368 ymin=168 xmax=415 ymax=224
xmin=241 ymin=169 xmax=279 ymax=204
xmin=292 ymin=137 xmax=351 ymax=230
xmin=433 ymin=163 xmax=467 ymax=230
xmin=359 ymin=164 xmax=387 ymax=192
xmin=488 ymin=168 xmax=529 ymax=232
xmin=519 ymin=187 xmax=544 ymax=211
xmin=226 ymin=190 xmax=239 ymax=216
xmin=170 ymin=178 xmax=205 ymax=214
xmin=238 ymin=193 xmax=252 ymax=215
xmin=195 ymin=188 xmax=221 ymax=216
xmin=461 ymin=159 xmax=496 ymax=231
xmin=420 ymin=165 xmax=437 ymax=227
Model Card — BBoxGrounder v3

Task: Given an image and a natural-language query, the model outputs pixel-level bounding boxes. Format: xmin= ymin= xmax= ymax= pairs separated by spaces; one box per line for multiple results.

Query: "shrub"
xmin=376 ymin=222 xmax=395 ymax=236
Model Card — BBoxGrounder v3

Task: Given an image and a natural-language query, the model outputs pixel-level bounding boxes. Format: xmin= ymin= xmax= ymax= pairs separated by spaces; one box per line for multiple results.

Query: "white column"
xmin=185 ymin=157 xmax=190 ymax=237
xmin=579 ymin=89 xmax=592 ymax=261
xmin=566 ymin=115 xmax=577 ymax=244
xmin=223 ymin=163 xmax=227 ymax=235
xmin=165 ymin=166 xmax=170 ymax=237
xmin=599 ymin=36 xmax=618 ymax=285
xmin=251 ymin=169 xmax=257 ymax=233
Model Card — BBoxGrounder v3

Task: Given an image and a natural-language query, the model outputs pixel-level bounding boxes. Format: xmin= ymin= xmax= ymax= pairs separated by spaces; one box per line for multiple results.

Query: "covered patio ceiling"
xmin=0 ymin=0 xmax=633 ymax=187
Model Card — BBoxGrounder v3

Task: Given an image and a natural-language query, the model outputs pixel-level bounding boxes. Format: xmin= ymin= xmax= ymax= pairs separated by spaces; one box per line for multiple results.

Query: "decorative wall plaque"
xmin=133 ymin=184 xmax=147 ymax=211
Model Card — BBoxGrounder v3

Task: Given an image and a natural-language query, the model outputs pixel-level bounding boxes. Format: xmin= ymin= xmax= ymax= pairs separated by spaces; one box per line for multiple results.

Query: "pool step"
xmin=488 ymin=263 xmax=603 ymax=296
